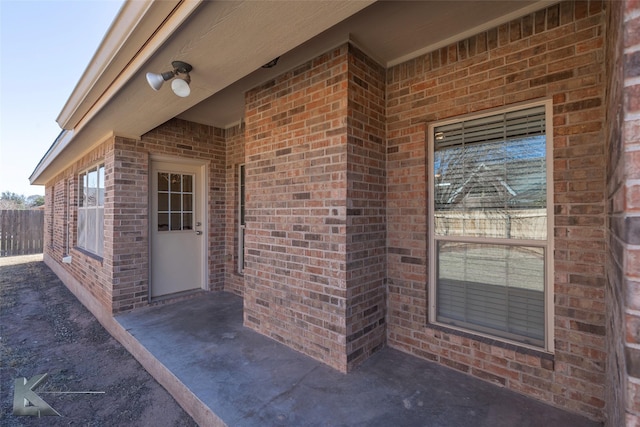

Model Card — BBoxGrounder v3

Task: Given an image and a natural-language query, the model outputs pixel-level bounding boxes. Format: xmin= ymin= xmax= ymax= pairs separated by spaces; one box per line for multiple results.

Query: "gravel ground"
xmin=0 ymin=254 xmax=198 ymax=427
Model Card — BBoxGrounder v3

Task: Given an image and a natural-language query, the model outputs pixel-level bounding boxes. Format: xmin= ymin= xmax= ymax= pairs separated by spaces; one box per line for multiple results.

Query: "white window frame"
xmin=65 ymin=178 xmax=71 ymax=255
xmin=427 ymin=99 xmax=554 ymax=353
xmin=77 ymin=163 xmax=105 ymax=257
xmin=238 ymin=164 xmax=246 ymax=274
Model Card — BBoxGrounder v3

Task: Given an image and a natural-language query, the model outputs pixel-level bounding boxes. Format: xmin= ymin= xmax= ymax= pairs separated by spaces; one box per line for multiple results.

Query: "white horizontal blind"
xmin=432 ymin=105 xmax=548 ymax=347
xmin=434 ymin=105 xmax=546 ymax=147
xmin=436 ymin=242 xmax=545 ymax=347
xmin=77 ymin=164 xmax=105 ymax=256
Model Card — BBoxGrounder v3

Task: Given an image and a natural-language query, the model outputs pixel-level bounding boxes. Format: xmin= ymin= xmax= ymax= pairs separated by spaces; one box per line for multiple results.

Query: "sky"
xmin=0 ymin=0 xmax=124 ymax=197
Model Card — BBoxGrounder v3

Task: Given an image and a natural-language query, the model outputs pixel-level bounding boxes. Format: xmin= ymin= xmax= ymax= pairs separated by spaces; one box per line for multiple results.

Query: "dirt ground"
xmin=0 ymin=254 xmax=198 ymax=427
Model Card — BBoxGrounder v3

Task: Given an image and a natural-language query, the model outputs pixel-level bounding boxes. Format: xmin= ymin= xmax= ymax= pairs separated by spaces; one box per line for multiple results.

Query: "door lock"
xmin=196 ymin=231 xmax=203 ymax=235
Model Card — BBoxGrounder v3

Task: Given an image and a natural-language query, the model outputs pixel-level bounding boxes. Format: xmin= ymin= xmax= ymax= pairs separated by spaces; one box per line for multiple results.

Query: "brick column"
xmin=605 ymin=1 xmax=640 ymax=424
xmin=344 ymin=45 xmax=387 ymax=369
xmin=244 ymin=44 xmax=387 ymax=372
xmin=110 ymin=137 xmax=149 ymax=312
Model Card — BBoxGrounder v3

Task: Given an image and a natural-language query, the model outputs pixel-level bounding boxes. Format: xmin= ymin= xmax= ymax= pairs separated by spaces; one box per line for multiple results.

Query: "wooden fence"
xmin=0 ymin=210 xmax=44 ymax=257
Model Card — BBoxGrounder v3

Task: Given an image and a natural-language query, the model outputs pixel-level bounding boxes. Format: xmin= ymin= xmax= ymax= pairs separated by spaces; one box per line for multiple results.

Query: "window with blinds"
xmin=429 ymin=103 xmax=552 ymax=349
xmin=77 ymin=163 xmax=105 ymax=256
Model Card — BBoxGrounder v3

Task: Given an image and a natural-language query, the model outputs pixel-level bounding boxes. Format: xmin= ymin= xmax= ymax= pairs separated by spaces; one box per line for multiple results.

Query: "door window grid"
xmin=157 ymin=172 xmax=194 ymax=232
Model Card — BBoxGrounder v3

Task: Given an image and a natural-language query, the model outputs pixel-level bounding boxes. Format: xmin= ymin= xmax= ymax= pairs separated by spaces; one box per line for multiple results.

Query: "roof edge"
xmin=29 ymin=130 xmax=74 ymax=185
xmin=33 ymin=0 xmax=202 ymax=185
xmin=56 ymin=0 xmax=180 ymax=130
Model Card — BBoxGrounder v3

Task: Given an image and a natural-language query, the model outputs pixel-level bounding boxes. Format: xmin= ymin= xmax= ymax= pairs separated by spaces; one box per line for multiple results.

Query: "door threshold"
xmin=150 ymin=289 xmax=206 ymax=306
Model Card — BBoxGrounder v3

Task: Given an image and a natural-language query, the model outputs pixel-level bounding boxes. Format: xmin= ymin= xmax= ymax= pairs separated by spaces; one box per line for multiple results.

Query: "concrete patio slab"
xmin=116 ymin=292 xmax=601 ymax=427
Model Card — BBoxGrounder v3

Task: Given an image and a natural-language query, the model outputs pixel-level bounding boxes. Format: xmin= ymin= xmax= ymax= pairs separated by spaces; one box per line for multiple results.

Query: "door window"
xmin=157 ymin=172 xmax=194 ymax=231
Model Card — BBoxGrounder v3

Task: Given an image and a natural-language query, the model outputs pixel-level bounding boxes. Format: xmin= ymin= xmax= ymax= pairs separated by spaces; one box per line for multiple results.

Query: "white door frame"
xmin=148 ymin=154 xmax=208 ymax=300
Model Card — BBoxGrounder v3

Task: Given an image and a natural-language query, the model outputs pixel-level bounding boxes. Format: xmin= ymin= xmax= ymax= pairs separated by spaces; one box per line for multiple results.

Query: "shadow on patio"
xmin=116 ymin=292 xmax=601 ymax=427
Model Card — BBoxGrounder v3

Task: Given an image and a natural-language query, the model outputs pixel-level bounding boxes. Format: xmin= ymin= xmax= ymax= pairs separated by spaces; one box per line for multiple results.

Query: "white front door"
xmin=150 ymin=160 xmax=206 ymax=298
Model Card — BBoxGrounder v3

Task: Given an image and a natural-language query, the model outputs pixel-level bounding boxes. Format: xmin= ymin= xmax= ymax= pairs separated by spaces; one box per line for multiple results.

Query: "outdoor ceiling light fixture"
xmin=146 ymin=61 xmax=193 ymax=97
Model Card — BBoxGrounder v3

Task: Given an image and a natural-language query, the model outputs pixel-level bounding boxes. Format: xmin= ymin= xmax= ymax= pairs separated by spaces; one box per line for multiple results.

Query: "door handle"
xmin=196 ymin=231 xmax=203 ymax=235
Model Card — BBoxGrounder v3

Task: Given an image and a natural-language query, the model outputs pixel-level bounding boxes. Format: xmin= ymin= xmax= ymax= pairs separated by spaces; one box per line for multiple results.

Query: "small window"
xmin=428 ymin=101 xmax=553 ymax=351
xmin=77 ymin=163 xmax=105 ymax=256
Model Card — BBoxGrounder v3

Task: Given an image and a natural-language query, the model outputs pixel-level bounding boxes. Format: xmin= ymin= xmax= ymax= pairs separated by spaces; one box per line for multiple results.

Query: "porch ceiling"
xmin=31 ymin=0 xmax=554 ymax=186
xmin=178 ymin=0 xmax=552 ymax=129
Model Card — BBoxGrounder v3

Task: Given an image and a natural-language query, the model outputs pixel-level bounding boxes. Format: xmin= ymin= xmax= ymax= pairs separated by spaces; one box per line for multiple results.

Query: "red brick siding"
xmin=52 ymin=179 xmax=67 ymax=256
xmin=244 ymin=45 xmax=351 ymax=371
xmin=109 ymin=137 xmax=149 ymax=312
xmin=606 ymin=0 xmax=640 ymax=424
xmin=43 ymin=119 xmax=225 ymax=313
xmin=44 ymin=177 xmax=68 ymax=261
xmin=44 ymin=186 xmax=52 ymax=250
xmin=37 ymin=0 xmax=635 ymax=420
xmin=44 ymin=141 xmax=114 ymax=311
xmin=210 ymin=127 xmax=228 ymax=289
xmin=344 ymin=45 xmax=387 ymax=368
xmin=118 ymin=118 xmax=227 ymax=307
xmin=224 ymin=123 xmax=246 ymax=296
xmin=386 ymin=1 xmax=606 ymax=420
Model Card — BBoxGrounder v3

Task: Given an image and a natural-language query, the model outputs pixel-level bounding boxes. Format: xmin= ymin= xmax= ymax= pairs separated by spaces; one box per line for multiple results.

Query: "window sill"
xmin=73 ymin=247 xmax=104 ymax=264
xmin=426 ymin=322 xmax=554 ymax=364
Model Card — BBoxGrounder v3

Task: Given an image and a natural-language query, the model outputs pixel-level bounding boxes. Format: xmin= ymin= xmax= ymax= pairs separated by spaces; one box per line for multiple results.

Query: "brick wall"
xmin=43 ymin=119 xmax=225 ymax=313
xmin=39 ymin=0 xmax=636 ymax=419
xmin=224 ymin=123 xmax=245 ymax=296
xmin=51 ymin=179 xmax=67 ymax=257
xmin=243 ymin=43 xmax=388 ymax=371
xmin=45 ymin=141 xmax=115 ymax=311
xmin=44 ymin=177 xmax=65 ymax=258
xmin=344 ymin=45 xmax=387 ymax=368
xmin=109 ymin=137 xmax=149 ymax=312
xmin=606 ymin=0 xmax=640 ymax=424
xmin=44 ymin=186 xmax=52 ymax=250
xmin=244 ymin=45 xmax=352 ymax=371
xmin=115 ymin=118 xmax=226 ymax=309
xmin=386 ymin=1 xmax=607 ymax=420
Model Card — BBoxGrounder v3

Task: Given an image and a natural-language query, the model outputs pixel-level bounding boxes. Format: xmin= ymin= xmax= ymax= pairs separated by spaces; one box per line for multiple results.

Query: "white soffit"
xmin=33 ymin=0 xmax=557 ymax=185
xmin=178 ymin=0 xmax=556 ymax=128
xmin=31 ymin=0 xmax=374 ymax=185
xmin=57 ymin=0 xmax=181 ymax=130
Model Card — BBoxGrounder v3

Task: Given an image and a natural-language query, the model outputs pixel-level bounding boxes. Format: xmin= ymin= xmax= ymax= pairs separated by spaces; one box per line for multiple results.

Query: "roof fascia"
xmin=29 ymin=130 xmax=74 ymax=184
xmin=56 ymin=0 xmax=181 ymax=130
xmin=32 ymin=0 xmax=203 ymax=185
